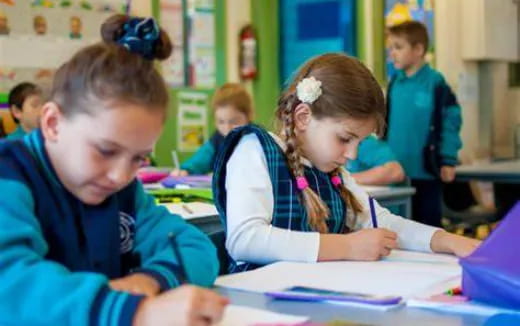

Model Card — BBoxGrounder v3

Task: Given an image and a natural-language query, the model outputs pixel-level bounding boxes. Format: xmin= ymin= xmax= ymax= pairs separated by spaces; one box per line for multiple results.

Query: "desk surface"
xmin=217 ymin=287 xmax=489 ymax=326
xmin=363 ymin=185 xmax=416 ymax=200
xmin=456 ymin=160 xmax=520 ymax=183
xmin=153 ymin=185 xmax=416 ymax=226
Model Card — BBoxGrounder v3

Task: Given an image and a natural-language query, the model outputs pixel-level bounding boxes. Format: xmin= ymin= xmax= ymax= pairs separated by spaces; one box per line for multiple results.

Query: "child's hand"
xmin=171 ymin=169 xmax=189 ymax=177
xmin=430 ymin=230 xmax=481 ymax=257
xmin=109 ymin=273 xmax=161 ymax=297
xmin=133 ymin=285 xmax=229 ymax=326
xmin=440 ymin=166 xmax=456 ymax=183
xmin=344 ymin=228 xmax=399 ymax=260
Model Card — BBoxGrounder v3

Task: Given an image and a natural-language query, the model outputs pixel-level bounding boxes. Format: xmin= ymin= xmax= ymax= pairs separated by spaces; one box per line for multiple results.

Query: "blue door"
xmin=279 ymin=0 xmax=357 ymax=85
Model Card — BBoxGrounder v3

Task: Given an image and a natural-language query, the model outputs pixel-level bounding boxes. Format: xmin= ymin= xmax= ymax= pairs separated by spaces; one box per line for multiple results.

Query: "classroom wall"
xmin=356 ymin=0 xmax=384 ymax=83
xmin=225 ymin=0 xmax=251 ymax=83
xmin=435 ymin=0 xmax=519 ymax=161
xmin=138 ymin=0 xmax=520 ymax=160
xmin=435 ymin=0 xmax=481 ymax=162
xmin=487 ymin=63 xmax=520 ymax=158
xmin=131 ymin=0 xmax=152 ymax=17
xmin=251 ymin=0 xmax=280 ymax=130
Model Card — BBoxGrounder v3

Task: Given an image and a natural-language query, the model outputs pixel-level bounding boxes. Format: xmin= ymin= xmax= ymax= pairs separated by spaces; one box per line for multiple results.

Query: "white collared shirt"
xmin=225 ymin=133 xmax=440 ymax=266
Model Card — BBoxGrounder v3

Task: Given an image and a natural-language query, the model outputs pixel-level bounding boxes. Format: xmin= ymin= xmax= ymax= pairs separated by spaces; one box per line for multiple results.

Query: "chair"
xmin=442 ymin=181 xmax=498 ymax=238
xmin=208 ymin=230 xmax=230 ymax=275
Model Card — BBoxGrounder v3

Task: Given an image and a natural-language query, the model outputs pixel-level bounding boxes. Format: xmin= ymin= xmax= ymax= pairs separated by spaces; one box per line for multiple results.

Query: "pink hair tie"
xmin=296 ymin=176 xmax=309 ymax=190
xmin=331 ymin=175 xmax=342 ymax=187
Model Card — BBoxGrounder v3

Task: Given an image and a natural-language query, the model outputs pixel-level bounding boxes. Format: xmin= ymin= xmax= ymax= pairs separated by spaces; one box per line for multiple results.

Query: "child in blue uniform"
xmin=213 ymin=53 xmax=479 ymax=273
xmin=6 ymin=82 xmax=43 ymax=140
xmin=386 ymin=21 xmax=462 ymax=227
xmin=172 ymin=83 xmax=253 ymax=176
xmin=346 ymin=134 xmax=405 ymax=185
xmin=0 ymin=15 xmax=227 ymax=326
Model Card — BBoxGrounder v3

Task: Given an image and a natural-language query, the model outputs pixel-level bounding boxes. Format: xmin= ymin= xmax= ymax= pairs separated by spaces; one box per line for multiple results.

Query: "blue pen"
xmin=369 ymin=196 xmax=378 ymax=228
xmin=169 ymin=233 xmax=188 ymax=283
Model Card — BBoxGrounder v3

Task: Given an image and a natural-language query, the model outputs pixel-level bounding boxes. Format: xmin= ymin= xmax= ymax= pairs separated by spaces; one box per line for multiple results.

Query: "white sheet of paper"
xmin=217 ymin=305 xmax=308 ymax=326
xmin=216 ymin=250 xmax=461 ymax=302
xmin=161 ymin=202 xmax=218 ymax=219
xmin=382 ymin=250 xmax=459 ymax=265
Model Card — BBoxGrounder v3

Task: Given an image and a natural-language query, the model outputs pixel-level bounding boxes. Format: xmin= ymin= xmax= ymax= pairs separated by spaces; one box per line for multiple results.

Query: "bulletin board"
xmin=158 ymin=0 xmax=185 ymax=87
xmin=158 ymin=0 xmax=217 ymax=89
xmin=0 ymin=0 xmax=128 ymax=114
xmin=153 ymin=0 xmax=226 ymax=166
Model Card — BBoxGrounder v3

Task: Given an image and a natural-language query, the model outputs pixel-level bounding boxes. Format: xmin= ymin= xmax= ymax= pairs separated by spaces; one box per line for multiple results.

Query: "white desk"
xmin=363 ymin=185 xmax=416 ymax=218
xmin=456 ymin=160 xmax=520 ymax=183
xmin=216 ymin=287 xmax=489 ymax=325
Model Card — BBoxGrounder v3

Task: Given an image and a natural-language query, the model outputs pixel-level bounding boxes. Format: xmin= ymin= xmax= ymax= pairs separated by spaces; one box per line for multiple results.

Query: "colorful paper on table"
xmin=137 ymin=167 xmax=171 ymax=183
xmin=408 ymin=276 xmax=520 ymax=316
xmin=161 ymin=175 xmax=212 ymax=188
xmin=148 ymin=188 xmax=213 ymax=202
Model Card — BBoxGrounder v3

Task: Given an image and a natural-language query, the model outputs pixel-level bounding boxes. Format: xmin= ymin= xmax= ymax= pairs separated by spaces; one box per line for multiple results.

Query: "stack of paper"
xmin=216 ymin=250 xmax=520 ymax=315
xmin=216 ymin=250 xmax=461 ymax=310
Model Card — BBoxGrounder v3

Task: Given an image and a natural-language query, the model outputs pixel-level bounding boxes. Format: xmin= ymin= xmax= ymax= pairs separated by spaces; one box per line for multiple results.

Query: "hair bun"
xmin=101 ymin=14 xmax=128 ymax=44
xmin=101 ymin=14 xmax=172 ymax=61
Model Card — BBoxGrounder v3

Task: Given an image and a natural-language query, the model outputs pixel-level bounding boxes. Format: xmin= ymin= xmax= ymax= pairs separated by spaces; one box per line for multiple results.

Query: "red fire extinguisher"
xmin=239 ymin=24 xmax=257 ymax=80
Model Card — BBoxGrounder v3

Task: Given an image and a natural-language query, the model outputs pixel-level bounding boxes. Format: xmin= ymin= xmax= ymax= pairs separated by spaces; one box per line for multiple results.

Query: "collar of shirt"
xmin=395 ymin=63 xmax=431 ymax=82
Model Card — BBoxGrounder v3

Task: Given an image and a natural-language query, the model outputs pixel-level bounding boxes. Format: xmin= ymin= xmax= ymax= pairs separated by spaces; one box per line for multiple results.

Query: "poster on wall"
xmin=186 ymin=0 xmax=215 ymax=88
xmin=177 ymin=91 xmax=208 ymax=151
xmin=160 ymin=0 xmax=185 ymax=87
xmin=384 ymin=0 xmax=434 ymax=81
xmin=0 ymin=0 xmax=126 ymax=95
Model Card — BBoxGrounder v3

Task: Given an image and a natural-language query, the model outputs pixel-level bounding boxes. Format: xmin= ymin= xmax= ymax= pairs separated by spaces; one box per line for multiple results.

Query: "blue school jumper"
xmin=347 ymin=135 xmax=397 ymax=173
xmin=181 ymin=131 xmax=225 ymax=174
xmin=0 ymin=130 xmax=219 ymax=326
xmin=385 ymin=63 xmax=462 ymax=227
xmin=6 ymin=125 xmax=26 ymax=140
xmin=386 ymin=63 xmax=462 ymax=180
xmin=212 ymin=124 xmax=347 ymax=273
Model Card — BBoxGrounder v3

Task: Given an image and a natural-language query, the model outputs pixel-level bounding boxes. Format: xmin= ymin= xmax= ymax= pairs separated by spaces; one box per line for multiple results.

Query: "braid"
xmin=279 ymin=95 xmax=330 ymax=233
xmin=331 ymin=167 xmax=363 ymax=228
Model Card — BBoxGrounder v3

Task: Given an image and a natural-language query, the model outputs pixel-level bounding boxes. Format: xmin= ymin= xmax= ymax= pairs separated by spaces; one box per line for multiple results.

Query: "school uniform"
xmin=0 ymin=130 xmax=219 ymax=326
xmin=346 ymin=135 xmax=398 ymax=173
xmin=213 ymin=124 xmax=440 ymax=273
xmin=6 ymin=125 xmax=26 ymax=140
xmin=386 ymin=63 xmax=462 ymax=227
xmin=180 ymin=131 xmax=225 ymax=174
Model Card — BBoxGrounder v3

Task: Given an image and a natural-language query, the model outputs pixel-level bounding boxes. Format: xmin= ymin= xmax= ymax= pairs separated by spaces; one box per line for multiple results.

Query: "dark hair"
xmin=211 ymin=83 xmax=254 ymax=120
xmin=8 ymin=82 xmax=42 ymax=124
xmin=276 ymin=53 xmax=385 ymax=233
xmin=387 ymin=21 xmax=429 ymax=55
xmin=50 ymin=14 xmax=173 ymax=118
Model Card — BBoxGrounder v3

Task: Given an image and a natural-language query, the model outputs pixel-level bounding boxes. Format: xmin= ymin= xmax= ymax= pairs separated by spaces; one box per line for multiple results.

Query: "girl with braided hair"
xmin=213 ymin=53 xmax=479 ymax=273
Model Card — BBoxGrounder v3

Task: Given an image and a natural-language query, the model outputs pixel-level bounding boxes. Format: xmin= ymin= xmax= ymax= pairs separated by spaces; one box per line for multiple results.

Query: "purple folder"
xmin=161 ymin=175 xmax=212 ymax=188
xmin=460 ymin=201 xmax=520 ymax=310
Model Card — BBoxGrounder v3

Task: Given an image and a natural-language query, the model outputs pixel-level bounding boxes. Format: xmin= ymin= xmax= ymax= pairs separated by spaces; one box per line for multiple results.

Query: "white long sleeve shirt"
xmin=225 ymin=133 xmax=440 ymax=266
